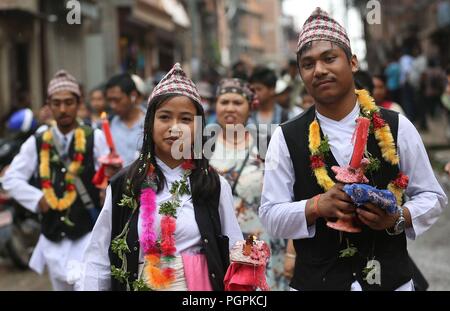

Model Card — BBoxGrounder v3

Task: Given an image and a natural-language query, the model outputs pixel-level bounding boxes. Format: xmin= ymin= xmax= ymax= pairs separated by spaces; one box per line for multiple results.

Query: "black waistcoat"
xmin=280 ymin=106 xmax=412 ymax=291
xmin=109 ymin=169 xmax=230 ymax=291
xmin=35 ymin=126 xmax=101 ymax=242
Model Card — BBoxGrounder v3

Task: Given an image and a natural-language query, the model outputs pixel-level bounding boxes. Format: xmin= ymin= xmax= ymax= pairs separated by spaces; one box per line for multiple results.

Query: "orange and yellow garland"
xmin=39 ymin=128 xmax=86 ymax=211
xmin=308 ymin=89 xmax=408 ymax=205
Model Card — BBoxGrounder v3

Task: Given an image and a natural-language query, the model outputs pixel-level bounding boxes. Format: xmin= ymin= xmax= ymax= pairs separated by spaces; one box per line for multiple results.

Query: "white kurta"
xmin=79 ymin=158 xmax=243 ymax=291
xmin=2 ymin=126 xmax=109 ymax=285
xmin=259 ymin=103 xmax=447 ymax=290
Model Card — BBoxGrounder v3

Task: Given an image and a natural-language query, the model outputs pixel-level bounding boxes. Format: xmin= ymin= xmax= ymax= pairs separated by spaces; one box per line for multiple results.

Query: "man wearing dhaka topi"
xmin=3 ymin=70 xmax=119 ymax=290
xmin=259 ymin=8 xmax=447 ymax=291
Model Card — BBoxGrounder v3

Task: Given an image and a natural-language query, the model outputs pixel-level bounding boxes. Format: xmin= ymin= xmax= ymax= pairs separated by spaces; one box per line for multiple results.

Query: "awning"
xmin=132 ymin=0 xmax=175 ymax=32
xmin=0 ymin=0 xmax=38 ymax=14
xmin=161 ymin=0 xmax=191 ymax=28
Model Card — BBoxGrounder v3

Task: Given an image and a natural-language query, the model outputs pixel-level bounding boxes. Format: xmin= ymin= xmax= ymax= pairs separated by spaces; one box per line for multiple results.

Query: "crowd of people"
xmin=1 ymin=7 xmax=448 ymax=291
xmin=383 ymin=47 xmax=449 ymax=132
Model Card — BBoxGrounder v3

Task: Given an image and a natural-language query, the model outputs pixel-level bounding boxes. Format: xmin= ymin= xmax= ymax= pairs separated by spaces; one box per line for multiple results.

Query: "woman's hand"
xmin=283 ymin=253 xmax=295 ymax=279
xmin=283 ymin=239 xmax=296 ymax=279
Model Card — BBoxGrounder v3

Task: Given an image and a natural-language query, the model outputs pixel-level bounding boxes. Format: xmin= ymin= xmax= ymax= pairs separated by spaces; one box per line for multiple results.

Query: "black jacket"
xmin=281 ymin=107 xmax=412 ymax=290
xmin=108 ymin=169 xmax=230 ymax=291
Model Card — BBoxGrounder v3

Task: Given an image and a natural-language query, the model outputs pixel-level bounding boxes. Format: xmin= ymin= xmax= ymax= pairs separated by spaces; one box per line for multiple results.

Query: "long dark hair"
xmin=125 ymin=94 xmax=221 ymax=207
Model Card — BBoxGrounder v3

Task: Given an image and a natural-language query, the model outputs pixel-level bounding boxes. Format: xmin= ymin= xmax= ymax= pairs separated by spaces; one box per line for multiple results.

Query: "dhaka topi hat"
xmin=47 ymin=70 xmax=81 ymax=98
xmin=148 ymin=63 xmax=201 ymax=105
xmin=297 ymin=7 xmax=351 ymax=54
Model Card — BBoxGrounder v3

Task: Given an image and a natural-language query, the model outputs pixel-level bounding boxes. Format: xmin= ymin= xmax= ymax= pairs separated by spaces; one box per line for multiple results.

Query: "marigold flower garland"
xmin=308 ymin=89 xmax=408 ymax=205
xmin=308 ymin=120 xmax=335 ymax=191
xmin=39 ymin=128 xmax=86 ymax=211
xmin=356 ymin=89 xmax=400 ymax=165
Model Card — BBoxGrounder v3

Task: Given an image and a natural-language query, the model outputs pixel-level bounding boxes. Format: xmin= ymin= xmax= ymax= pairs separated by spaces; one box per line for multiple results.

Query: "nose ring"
xmin=170 ymin=126 xmax=182 ymax=136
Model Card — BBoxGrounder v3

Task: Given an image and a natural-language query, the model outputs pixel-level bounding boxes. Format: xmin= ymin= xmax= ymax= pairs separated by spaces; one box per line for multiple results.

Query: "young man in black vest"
xmin=3 ymin=70 xmax=118 ymax=290
xmin=259 ymin=8 xmax=447 ymax=291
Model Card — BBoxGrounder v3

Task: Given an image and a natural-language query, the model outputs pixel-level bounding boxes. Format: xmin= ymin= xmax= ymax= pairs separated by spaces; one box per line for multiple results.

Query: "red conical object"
xmin=350 ymin=117 xmax=370 ymax=169
xmin=327 ymin=117 xmax=370 ymax=233
xmin=326 ymin=217 xmax=361 ymax=233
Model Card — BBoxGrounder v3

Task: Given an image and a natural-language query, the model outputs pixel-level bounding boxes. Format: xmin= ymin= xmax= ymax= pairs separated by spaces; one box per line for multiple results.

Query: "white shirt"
xmin=79 ymin=159 xmax=243 ymax=290
xmin=259 ymin=103 xmax=447 ymax=289
xmin=3 ymin=126 xmax=108 ymax=214
xmin=110 ymin=115 xmax=145 ymax=167
xmin=2 ymin=126 xmax=109 ymax=281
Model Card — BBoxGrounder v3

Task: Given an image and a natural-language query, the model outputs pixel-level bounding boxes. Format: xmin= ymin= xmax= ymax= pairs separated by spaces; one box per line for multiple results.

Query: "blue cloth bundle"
xmin=343 ymin=184 xmax=398 ymax=214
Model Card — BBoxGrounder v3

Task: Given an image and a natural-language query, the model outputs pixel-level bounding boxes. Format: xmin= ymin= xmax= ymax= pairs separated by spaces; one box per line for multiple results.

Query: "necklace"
xmin=140 ymin=159 xmax=194 ymax=289
xmin=111 ymin=158 xmax=196 ymax=290
xmin=39 ymin=127 xmax=86 ymax=211
xmin=308 ymin=89 xmax=408 ymax=205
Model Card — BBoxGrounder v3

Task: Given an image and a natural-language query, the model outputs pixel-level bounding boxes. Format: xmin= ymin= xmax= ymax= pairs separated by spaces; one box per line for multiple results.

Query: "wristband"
xmin=313 ymin=194 xmax=321 ymax=218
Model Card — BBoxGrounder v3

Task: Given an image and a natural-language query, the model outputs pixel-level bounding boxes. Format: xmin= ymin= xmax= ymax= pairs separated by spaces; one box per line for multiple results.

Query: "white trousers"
xmin=49 ymin=272 xmax=74 ymax=291
xmin=290 ymin=279 xmax=415 ymax=291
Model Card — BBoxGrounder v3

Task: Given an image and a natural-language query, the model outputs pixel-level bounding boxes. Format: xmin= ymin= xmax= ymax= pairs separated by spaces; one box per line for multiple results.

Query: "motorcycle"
xmin=0 ymin=111 xmax=41 ymax=269
xmin=0 ymin=180 xmax=40 ymax=269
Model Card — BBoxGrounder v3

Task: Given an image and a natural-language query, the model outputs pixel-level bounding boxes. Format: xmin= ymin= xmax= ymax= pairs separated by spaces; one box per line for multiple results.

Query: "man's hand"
xmin=356 ymin=203 xmax=397 ymax=230
xmin=104 ymin=163 xmax=122 ymax=178
xmin=317 ymin=183 xmax=356 ymax=219
xmin=38 ymin=196 xmax=50 ymax=213
xmin=306 ymin=183 xmax=356 ymax=225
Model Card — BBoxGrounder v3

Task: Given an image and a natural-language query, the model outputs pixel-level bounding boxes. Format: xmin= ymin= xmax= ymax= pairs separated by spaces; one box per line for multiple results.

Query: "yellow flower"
xmin=307 ymin=89 xmax=405 ymax=199
xmin=43 ymin=188 xmax=58 ymax=210
xmin=74 ymin=128 xmax=86 ymax=153
xmin=58 ymin=191 xmax=77 ymax=211
xmin=65 ymin=173 xmax=75 ymax=183
xmin=309 ymin=120 xmax=321 ymax=153
xmin=43 ymin=130 xmax=53 ymax=143
xmin=388 ymin=183 xmax=403 ymax=206
xmin=356 ymin=89 xmax=378 ymax=114
xmin=374 ymin=126 xmax=399 ymax=165
xmin=314 ymin=167 xmax=335 ymax=191
xmin=69 ymin=161 xmax=81 ymax=175
xmin=39 ymin=150 xmax=51 ymax=178
xmin=39 ymin=127 xmax=85 ymax=212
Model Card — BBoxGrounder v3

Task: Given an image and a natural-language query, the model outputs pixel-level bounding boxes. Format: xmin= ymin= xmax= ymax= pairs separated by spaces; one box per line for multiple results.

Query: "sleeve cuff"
xmin=307 ymin=224 xmax=316 ymax=238
xmin=405 ymin=226 xmax=416 ymax=240
xmin=288 ymin=200 xmax=316 ymax=239
xmin=32 ymin=192 xmax=44 ymax=214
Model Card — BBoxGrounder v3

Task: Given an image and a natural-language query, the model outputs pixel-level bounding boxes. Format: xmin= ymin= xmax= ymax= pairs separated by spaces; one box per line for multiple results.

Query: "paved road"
xmin=0 ymin=114 xmax=449 ymax=291
xmin=405 ymin=114 xmax=450 ymax=290
xmin=0 ymin=258 xmax=51 ymax=290
xmin=408 ymin=169 xmax=450 ymax=290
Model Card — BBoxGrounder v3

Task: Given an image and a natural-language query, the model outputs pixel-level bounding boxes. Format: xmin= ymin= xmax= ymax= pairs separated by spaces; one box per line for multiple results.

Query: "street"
xmin=1 ymin=115 xmax=450 ymax=291
xmin=0 ymin=258 xmax=51 ymax=290
xmin=407 ymin=112 xmax=450 ymax=291
xmin=408 ymin=180 xmax=450 ymax=291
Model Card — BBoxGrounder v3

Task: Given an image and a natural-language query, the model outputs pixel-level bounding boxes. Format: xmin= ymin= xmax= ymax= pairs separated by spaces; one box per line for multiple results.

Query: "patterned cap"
xmin=297 ymin=7 xmax=351 ymax=54
xmin=148 ymin=63 xmax=201 ymax=105
xmin=217 ymin=78 xmax=255 ymax=104
xmin=47 ymin=70 xmax=81 ymax=98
